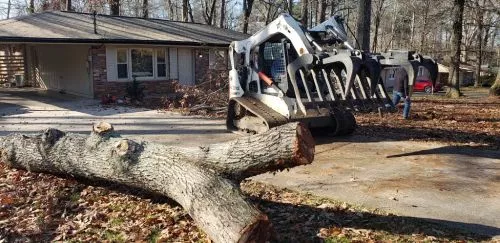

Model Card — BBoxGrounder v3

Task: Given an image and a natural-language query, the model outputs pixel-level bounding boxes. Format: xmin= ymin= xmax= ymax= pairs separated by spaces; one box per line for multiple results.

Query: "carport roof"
xmin=0 ymin=11 xmax=249 ymax=47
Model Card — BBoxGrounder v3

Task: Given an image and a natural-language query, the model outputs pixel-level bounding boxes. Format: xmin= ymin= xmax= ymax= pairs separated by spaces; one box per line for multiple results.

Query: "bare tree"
xmin=66 ymin=0 xmax=72 ymax=11
xmin=356 ymin=0 xmax=371 ymax=51
xmin=490 ymin=66 xmax=500 ymax=96
xmin=28 ymin=0 xmax=35 ymax=13
xmin=110 ymin=0 xmax=120 ymax=15
xmin=419 ymin=0 xmax=431 ymax=53
xmin=474 ymin=0 xmax=486 ymax=87
xmin=219 ymin=0 xmax=225 ymax=27
xmin=7 ymin=0 xmax=11 ymax=18
xmin=447 ymin=0 xmax=465 ymax=98
xmin=371 ymin=0 xmax=385 ymax=52
xmin=202 ymin=0 xmax=217 ymax=25
xmin=142 ymin=0 xmax=148 ymax=18
xmin=182 ymin=0 xmax=189 ymax=22
xmin=317 ymin=0 xmax=326 ymax=23
xmin=287 ymin=0 xmax=293 ymax=15
xmin=300 ymin=0 xmax=308 ymax=26
xmin=242 ymin=0 xmax=255 ymax=33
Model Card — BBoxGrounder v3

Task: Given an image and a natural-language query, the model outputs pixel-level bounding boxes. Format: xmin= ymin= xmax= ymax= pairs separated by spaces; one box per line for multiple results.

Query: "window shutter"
xmin=106 ymin=46 xmax=117 ymax=81
xmin=169 ymin=48 xmax=178 ymax=80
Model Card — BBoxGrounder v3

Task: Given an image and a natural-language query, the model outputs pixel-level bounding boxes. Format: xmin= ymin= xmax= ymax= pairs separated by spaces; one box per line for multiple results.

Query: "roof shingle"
xmin=0 ymin=11 xmax=249 ymax=46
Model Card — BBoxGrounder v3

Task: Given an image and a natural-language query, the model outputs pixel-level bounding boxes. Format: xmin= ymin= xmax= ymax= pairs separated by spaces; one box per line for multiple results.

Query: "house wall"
xmin=93 ymin=45 xmax=228 ymax=99
xmin=28 ymin=44 xmax=93 ymax=97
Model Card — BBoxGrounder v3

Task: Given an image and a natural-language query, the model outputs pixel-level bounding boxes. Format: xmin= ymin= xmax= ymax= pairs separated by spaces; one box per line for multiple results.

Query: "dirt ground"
xmin=1 ymin=87 xmax=499 ymax=241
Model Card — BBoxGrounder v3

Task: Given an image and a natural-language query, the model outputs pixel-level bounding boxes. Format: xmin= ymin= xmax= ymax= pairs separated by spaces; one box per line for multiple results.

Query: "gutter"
xmin=0 ymin=37 xmax=231 ymax=48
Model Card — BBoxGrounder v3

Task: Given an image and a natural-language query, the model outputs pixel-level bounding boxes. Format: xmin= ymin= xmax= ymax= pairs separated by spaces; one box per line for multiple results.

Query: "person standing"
xmin=391 ymin=68 xmax=411 ymax=119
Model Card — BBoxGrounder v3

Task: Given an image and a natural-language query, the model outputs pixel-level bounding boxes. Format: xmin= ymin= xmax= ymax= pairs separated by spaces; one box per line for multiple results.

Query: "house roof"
xmin=0 ymin=11 xmax=249 ymax=47
xmin=438 ymin=63 xmax=476 ymax=73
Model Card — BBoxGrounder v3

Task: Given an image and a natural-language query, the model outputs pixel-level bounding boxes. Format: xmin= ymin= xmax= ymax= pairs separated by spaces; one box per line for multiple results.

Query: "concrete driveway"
xmin=0 ymin=88 xmax=237 ymax=145
xmin=1 ymin=88 xmax=499 ymax=237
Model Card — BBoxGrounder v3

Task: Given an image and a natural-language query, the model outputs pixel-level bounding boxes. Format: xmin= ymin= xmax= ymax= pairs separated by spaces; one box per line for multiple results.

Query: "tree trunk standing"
xmin=6 ymin=0 xmax=11 ymax=19
xmin=446 ymin=0 xmax=465 ymax=98
xmin=166 ymin=0 xmax=174 ymax=20
xmin=490 ymin=68 xmax=500 ymax=96
xmin=317 ymin=0 xmax=326 ymax=23
xmin=66 ymin=0 xmax=72 ymax=11
xmin=29 ymin=0 xmax=34 ymax=13
xmin=356 ymin=0 xmax=371 ymax=51
xmin=219 ymin=0 xmax=225 ymax=28
xmin=288 ymin=0 xmax=294 ymax=15
xmin=242 ymin=0 xmax=255 ymax=34
xmin=372 ymin=0 xmax=385 ymax=52
xmin=182 ymin=0 xmax=189 ymax=22
xmin=300 ymin=0 xmax=308 ymax=27
xmin=0 ymin=122 xmax=315 ymax=243
xmin=419 ymin=0 xmax=430 ymax=53
xmin=110 ymin=0 xmax=119 ymax=15
xmin=474 ymin=0 xmax=485 ymax=88
xmin=188 ymin=2 xmax=195 ymax=23
xmin=142 ymin=0 xmax=148 ymax=18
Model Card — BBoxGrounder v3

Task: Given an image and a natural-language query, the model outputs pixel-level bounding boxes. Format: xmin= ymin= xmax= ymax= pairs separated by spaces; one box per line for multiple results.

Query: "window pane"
xmin=157 ymin=49 xmax=166 ymax=63
xmin=132 ymin=49 xmax=153 ymax=77
xmin=117 ymin=49 xmax=127 ymax=63
xmin=157 ymin=64 xmax=166 ymax=77
xmin=118 ymin=64 xmax=128 ymax=79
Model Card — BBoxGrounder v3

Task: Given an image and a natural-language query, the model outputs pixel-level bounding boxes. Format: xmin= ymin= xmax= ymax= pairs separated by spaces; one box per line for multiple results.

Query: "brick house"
xmin=0 ymin=11 xmax=248 ymax=98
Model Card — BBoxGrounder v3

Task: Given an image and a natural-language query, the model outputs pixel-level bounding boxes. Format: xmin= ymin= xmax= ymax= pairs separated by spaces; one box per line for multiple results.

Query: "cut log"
xmin=0 ymin=122 xmax=314 ymax=243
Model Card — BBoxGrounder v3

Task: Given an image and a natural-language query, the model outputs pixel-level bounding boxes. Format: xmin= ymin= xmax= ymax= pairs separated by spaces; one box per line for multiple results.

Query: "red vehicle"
xmin=414 ymin=79 xmax=441 ymax=93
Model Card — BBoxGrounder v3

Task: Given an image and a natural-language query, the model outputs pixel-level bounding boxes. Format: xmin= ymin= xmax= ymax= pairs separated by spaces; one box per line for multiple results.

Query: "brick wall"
xmin=91 ymin=46 xmax=230 ymax=98
xmin=91 ymin=45 xmax=177 ymax=99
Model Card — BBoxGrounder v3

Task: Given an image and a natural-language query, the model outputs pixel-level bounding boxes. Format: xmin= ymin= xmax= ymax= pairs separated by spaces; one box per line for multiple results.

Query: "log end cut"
xmin=292 ymin=123 xmax=315 ymax=165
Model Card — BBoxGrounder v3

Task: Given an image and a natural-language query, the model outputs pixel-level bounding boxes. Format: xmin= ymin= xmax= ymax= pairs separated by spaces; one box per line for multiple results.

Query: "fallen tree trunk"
xmin=0 ymin=122 xmax=314 ymax=243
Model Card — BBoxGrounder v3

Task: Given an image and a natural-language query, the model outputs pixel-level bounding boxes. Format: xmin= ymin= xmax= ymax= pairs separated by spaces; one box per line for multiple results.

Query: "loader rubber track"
xmin=227 ymin=96 xmax=289 ymax=134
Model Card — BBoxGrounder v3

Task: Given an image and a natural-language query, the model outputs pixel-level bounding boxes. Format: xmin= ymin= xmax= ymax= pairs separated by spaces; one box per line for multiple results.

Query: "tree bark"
xmin=0 ymin=122 xmax=314 ymax=243
xmin=356 ymin=0 xmax=371 ymax=51
xmin=446 ymin=0 xmax=465 ymax=98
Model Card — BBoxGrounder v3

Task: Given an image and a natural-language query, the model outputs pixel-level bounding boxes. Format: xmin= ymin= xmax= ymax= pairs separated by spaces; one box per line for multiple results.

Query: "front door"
xmin=178 ymin=48 xmax=194 ymax=85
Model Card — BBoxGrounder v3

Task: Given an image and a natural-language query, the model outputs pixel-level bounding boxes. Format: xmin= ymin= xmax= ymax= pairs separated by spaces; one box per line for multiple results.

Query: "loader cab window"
xmin=258 ymin=41 xmax=288 ymax=95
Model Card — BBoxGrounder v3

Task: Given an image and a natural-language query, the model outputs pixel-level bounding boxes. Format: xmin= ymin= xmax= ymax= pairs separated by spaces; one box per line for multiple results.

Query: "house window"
xmin=131 ymin=48 xmax=153 ymax=78
xmin=209 ymin=49 xmax=228 ymax=70
xmin=157 ymin=49 xmax=167 ymax=78
xmin=117 ymin=49 xmax=128 ymax=79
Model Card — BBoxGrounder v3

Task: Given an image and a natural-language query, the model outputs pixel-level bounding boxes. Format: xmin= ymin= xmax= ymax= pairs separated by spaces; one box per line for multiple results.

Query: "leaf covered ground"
xmin=0 ymin=163 xmax=496 ymax=242
xmin=355 ymin=90 xmax=499 ymax=150
xmin=1 ymin=88 xmax=499 ymax=242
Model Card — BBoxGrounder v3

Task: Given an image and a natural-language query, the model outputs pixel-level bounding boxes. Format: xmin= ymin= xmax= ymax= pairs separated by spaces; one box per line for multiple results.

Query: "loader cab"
xmin=251 ymin=36 xmax=310 ymax=98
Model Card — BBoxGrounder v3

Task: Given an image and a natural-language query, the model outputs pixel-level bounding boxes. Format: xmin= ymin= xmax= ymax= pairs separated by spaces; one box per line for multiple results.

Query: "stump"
xmin=0 ymin=122 xmax=315 ymax=243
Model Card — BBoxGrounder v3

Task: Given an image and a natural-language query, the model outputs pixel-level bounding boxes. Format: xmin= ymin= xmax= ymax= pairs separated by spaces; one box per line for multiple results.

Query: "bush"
xmin=126 ymin=77 xmax=145 ymax=101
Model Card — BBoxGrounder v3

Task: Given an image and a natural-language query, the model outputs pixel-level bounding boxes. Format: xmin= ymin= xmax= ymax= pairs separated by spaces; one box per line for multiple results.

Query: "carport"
xmin=0 ymin=43 xmax=93 ymax=98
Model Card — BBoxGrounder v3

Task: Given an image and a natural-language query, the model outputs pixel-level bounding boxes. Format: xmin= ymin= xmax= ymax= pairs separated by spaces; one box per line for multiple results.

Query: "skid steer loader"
xmin=227 ymin=13 xmax=438 ymax=135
